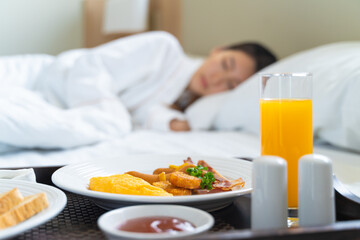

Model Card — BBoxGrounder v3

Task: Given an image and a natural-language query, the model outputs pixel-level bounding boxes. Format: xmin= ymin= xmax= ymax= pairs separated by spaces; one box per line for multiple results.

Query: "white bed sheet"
xmin=0 ymin=130 xmax=260 ymax=168
xmin=1 ymin=130 xmax=359 ymax=200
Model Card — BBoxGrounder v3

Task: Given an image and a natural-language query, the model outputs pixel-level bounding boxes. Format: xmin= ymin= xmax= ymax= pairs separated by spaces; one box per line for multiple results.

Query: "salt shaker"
xmin=251 ymin=156 xmax=288 ymax=230
xmin=298 ymin=154 xmax=335 ymax=227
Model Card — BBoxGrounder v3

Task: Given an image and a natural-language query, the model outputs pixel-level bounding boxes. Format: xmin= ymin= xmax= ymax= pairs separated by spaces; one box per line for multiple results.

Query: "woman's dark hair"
xmin=225 ymin=42 xmax=277 ymax=72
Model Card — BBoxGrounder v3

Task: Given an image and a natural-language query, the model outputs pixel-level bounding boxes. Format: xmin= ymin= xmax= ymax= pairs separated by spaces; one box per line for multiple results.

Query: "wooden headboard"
xmin=83 ymin=0 xmax=182 ymax=48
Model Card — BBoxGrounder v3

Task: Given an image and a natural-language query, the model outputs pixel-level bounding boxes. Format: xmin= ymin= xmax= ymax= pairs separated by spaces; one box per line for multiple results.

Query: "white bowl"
xmin=97 ymin=204 xmax=215 ymax=239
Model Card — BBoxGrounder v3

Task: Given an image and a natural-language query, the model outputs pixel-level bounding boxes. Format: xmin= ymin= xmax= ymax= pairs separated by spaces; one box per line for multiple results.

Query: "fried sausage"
xmin=177 ymin=164 xmax=196 ymax=173
xmin=126 ymin=171 xmax=171 ymax=184
xmin=169 ymin=172 xmax=201 ymax=189
xmin=153 ymin=163 xmax=195 ymax=175
xmin=153 ymin=168 xmax=175 ymax=175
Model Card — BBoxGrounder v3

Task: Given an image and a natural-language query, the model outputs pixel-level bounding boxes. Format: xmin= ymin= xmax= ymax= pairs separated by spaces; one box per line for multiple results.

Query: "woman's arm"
xmin=135 ymin=104 xmax=190 ymax=131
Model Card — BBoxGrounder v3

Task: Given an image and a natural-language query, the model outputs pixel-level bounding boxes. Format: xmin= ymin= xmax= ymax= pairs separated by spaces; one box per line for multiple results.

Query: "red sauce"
xmin=118 ymin=216 xmax=196 ymax=233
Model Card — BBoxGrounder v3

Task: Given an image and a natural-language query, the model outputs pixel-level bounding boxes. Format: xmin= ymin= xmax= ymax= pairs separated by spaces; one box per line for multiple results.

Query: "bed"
xmin=1 ymin=41 xmax=360 ymax=207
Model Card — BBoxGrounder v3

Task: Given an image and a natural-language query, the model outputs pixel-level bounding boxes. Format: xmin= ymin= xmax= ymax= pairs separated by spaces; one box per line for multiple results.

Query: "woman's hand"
xmin=170 ymin=119 xmax=191 ymax=131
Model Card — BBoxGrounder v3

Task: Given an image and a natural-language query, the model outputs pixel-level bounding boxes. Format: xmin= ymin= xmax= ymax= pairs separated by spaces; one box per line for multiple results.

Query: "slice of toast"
xmin=0 ymin=188 xmax=24 ymax=215
xmin=0 ymin=192 xmax=49 ymax=229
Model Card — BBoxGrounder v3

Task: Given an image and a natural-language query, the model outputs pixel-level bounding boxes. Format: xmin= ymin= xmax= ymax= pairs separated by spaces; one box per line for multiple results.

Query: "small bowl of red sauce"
xmin=97 ymin=205 xmax=214 ymax=239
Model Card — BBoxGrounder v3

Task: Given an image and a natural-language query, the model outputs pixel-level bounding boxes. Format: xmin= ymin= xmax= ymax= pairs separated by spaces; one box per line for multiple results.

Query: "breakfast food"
xmin=0 ymin=189 xmax=49 ymax=229
xmin=128 ymin=157 xmax=245 ymax=195
xmin=89 ymin=157 xmax=245 ymax=197
xmin=152 ymin=181 xmax=192 ymax=196
xmin=0 ymin=188 xmax=24 ymax=215
xmin=169 ymin=172 xmax=201 ymax=189
xmin=89 ymin=174 xmax=173 ymax=196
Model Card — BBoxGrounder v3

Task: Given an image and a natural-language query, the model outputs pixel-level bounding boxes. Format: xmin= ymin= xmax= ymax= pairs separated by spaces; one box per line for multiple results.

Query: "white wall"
xmin=0 ymin=0 xmax=83 ymax=56
xmin=183 ymin=0 xmax=360 ymax=59
xmin=1 ymin=0 xmax=360 ymax=58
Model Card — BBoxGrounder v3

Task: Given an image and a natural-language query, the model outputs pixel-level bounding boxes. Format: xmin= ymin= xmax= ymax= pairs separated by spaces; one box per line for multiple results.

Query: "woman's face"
xmin=188 ymin=50 xmax=256 ymax=96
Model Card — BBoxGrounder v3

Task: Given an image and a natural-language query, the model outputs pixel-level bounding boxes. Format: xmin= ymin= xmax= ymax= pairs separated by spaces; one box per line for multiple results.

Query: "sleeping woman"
xmin=7 ymin=31 xmax=277 ymax=133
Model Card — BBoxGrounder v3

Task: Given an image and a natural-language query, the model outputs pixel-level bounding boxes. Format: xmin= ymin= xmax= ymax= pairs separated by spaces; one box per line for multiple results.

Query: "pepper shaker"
xmin=251 ymin=156 xmax=288 ymax=230
xmin=298 ymin=154 xmax=335 ymax=227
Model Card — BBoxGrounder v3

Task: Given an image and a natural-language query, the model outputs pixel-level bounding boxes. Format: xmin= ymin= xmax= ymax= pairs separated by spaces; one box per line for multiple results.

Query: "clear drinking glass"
xmin=259 ymin=73 xmax=313 ymax=227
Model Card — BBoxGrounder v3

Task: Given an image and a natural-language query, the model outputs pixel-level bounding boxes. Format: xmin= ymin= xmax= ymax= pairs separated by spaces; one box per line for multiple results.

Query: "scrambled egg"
xmin=89 ymin=174 xmax=173 ymax=196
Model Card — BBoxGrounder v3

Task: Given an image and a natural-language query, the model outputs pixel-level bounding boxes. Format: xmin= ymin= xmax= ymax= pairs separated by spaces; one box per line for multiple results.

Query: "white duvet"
xmin=0 ymin=53 xmax=132 ymax=152
xmin=0 ymin=32 xmax=202 ymax=153
xmin=0 ymin=86 xmax=131 ymax=152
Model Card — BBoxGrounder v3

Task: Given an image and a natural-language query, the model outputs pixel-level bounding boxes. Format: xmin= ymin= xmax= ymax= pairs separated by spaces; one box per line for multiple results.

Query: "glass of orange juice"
xmin=259 ymin=73 xmax=313 ymax=226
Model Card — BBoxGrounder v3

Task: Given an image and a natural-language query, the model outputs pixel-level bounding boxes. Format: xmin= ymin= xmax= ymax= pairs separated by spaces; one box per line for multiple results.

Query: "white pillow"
xmin=185 ymin=92 xmax=229 ymax=130
xmin=213 ymin=42 xmax=360 ymax=152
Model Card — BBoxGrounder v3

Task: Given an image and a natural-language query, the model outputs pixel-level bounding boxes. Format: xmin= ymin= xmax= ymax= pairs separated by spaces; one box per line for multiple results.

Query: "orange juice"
xmin=260 ymin=99 xmax=313 ymax=208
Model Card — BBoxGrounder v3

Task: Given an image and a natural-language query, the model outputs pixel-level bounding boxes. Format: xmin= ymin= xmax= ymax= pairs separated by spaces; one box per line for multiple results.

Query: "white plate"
xmin=0 ymin=180 xmax=67 ymax=239
xmin=52 ymin=154 xmax=252 ymax=212
xmin=52 ymin=155 xmax=252 ymax=211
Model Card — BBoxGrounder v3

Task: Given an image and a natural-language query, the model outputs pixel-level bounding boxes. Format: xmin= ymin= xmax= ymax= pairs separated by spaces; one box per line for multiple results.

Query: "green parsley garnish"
xmin=186 ymin=165 xmax=215 ymax=190
xmin=200 ymin=172 xmax=215 ymax=190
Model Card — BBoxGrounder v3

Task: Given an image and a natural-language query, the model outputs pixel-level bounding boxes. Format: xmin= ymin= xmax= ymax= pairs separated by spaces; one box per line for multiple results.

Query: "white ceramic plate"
xmin=52 ymin=154 xmax=252 ymax=211
xmin=0 ymin=180 xmax=67 ymax=239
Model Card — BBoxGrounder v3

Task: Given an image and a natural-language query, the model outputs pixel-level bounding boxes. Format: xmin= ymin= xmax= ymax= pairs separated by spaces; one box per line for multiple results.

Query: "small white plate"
xmin=0 ymin=180 xmax=67 ymax=239
xmin=52 ymin=154 xmax=252 ymax=211
xmin=98 ymin=204 xmax=214 ymax=239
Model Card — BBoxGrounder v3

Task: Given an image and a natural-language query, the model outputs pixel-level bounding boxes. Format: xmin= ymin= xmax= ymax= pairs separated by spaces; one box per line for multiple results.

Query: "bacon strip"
xmin=183 ymin=157 xmax=194 ymax=165
xmin=197 ymin=160 xmax=245 ymax=191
